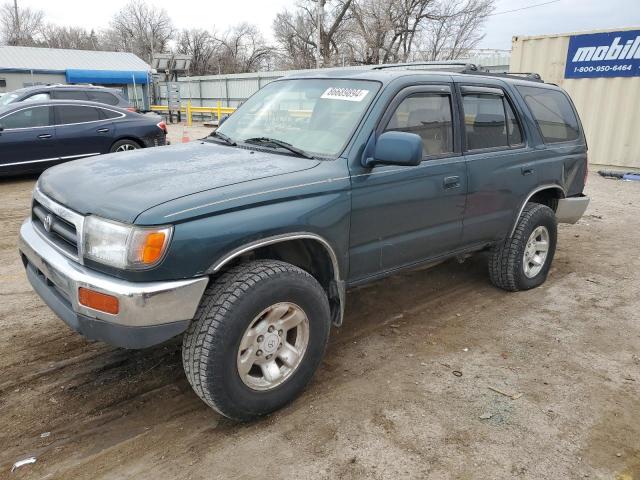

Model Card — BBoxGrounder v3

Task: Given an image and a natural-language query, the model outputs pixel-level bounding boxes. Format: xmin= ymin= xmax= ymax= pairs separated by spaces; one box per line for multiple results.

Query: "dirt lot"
xmin=0 ymin=171 xmax=638 ymax=480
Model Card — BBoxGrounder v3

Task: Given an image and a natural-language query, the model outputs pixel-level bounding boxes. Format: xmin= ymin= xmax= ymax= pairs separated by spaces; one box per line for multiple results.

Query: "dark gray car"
xmin=0 ymin=100 xmax=167 ymax=175
xmin=0 ymin=84 xmax=132 ymax=110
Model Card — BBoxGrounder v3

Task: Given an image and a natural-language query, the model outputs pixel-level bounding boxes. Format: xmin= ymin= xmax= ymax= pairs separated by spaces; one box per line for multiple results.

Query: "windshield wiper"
xmin=207 ymin=130 xmax=236 ymax=146
xmin=243 ymin=137 xmax=315 ymax=159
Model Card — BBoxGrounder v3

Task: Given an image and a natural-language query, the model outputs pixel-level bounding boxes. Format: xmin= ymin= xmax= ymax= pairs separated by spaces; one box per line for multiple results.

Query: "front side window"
xmin=216 ymin=79 xmax=380 ymax=158
xmin=462 ymin=93 xmax=523 ymax=150
xmin=384 ymin=93 xmax=454 ymax=157
xmin=517 ymin=86 xmax=580 ymax=143
xmin=55 ymin=105 xmax=101 ymax=125
xmin=0 ymin=106 xmax=51 ymax=129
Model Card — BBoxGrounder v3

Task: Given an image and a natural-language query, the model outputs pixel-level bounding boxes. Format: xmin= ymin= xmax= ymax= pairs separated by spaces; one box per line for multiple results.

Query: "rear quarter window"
xmin=89 ymin=91 xmax=120 ymax=106
xmin=99 ymin=108 xmax=124 ymax=119
xmin=517 ymin=86 xmax=580 ymax=143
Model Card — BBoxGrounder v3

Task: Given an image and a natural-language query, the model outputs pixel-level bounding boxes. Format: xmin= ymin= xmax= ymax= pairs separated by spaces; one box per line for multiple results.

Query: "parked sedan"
xmin=0 ymin=100 xmax=168 ymax=176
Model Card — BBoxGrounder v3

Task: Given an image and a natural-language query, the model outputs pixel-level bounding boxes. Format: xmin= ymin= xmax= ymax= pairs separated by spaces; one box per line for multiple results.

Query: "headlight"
xmin=83 ymin=216 xmax=172 ymax=269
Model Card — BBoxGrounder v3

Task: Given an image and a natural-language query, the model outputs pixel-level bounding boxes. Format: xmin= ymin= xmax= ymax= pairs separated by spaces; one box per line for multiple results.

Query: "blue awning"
xmin=66 ymin=69 xmax=149 ymax=85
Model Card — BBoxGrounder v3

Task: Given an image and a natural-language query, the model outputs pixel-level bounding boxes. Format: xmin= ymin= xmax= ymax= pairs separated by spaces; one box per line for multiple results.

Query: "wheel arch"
xmin=207 ymin=233 xmax=346 ymax=327
xmin=509 ymin=184 xmax=565 ymax=237
xmin=111 ymin=137 xmax=144 ymax=149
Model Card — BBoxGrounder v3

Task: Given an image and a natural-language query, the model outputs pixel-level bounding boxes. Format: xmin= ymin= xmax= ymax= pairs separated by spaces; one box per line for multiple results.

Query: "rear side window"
xmin=462 ymin=93 xmax=523 ymax=150
xmin=384 ymin=93 xmax=454 ymax=156
xmin=0 ymin=106 xmax=51 ymax=128
xmin=89 ymin=91 xmax=120 ymax=106
xmin=52 ymin=90 xmax=89 ymax=101
xmin=55 ymin=105 xmax=102 ymax=125
xmin=517 ymin=86 xmax=580 ymax=143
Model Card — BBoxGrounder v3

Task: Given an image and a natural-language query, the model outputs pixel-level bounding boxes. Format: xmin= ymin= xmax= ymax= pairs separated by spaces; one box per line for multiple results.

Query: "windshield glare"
xmin=0 ymin=92 xmax=20 ymax=106
xmin=216 ymin=79 xmax=380 ymax=157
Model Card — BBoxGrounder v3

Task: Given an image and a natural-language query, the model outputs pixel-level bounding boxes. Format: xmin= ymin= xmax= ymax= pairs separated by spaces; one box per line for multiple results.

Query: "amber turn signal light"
xmin=78 ymin=287 xmax=119 ymax=315
xmin=141 ymin=232 xmax=167 ymax=264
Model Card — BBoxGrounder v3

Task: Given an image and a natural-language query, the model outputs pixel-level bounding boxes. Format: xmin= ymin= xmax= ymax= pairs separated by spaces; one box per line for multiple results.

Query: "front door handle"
xmin=521 ymin=165 xmax=535 ymax=176
xmin=96 ymin=128 xmax=110 ymax=133
xmin=443 ymin=175 xmax=461 ymax=189
xmin=37 ymin=134 xmax=52 ymax=139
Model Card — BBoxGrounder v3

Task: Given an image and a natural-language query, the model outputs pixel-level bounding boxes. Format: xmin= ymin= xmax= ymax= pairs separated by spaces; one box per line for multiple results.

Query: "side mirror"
xmin=218 ymin=115 xmax=228 ymax=126
xmin=364 ymin=131 xmax=423 ymax=167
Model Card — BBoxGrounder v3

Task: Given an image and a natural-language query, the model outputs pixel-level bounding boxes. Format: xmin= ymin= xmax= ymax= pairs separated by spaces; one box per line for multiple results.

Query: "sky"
xmin=14 ymin=0 xmax=640 ymax=51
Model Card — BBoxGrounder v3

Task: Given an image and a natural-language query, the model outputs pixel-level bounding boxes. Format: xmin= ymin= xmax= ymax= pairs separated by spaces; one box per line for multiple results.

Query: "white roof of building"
xmin=0 ymin=46 xmax=150 ymax=72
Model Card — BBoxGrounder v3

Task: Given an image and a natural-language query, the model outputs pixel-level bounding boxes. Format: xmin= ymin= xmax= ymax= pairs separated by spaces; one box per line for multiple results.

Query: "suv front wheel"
xmin=182 ymin=259 xmax=331 ymax=421
xmin=489 ymin=202 xmax=558 ymax=291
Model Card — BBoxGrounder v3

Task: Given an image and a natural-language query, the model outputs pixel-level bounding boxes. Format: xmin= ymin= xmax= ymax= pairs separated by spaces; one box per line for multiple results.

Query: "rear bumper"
xmin=556 ymin=194 xmax=590 ymax=224
xmin=19 ymin=218 xmax=208 ymax=348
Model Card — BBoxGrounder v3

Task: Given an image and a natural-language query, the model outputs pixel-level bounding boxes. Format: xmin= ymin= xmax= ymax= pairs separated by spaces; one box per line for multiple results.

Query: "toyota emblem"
xmin=43 ymin=214 xmax=53 ymax=232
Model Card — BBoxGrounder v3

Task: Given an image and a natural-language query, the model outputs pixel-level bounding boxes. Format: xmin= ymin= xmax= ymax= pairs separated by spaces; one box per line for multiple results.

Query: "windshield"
xmin=216 ymin=79 xmax=380 ymax=158
xmin=0 ymin=92 xmax=20 ymax=106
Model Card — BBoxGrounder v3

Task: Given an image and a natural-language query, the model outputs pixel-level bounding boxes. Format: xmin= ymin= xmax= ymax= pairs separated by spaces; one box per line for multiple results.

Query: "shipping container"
xmin=511 ymin=27 xmax=640 ymax=169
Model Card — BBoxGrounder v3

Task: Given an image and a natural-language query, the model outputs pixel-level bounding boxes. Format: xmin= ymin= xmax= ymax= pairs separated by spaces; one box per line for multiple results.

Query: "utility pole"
xmin=13 ymin=0 xmax=20 ymax=45
xmin=316 ymin=0 xmax=324 ymax=69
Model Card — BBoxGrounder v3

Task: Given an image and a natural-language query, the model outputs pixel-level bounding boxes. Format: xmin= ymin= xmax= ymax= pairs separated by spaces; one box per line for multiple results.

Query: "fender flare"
xmin=206 ymin=232 xmax=346 ymax=326
xmin=509 ymin=184 xmax=566 ymax=237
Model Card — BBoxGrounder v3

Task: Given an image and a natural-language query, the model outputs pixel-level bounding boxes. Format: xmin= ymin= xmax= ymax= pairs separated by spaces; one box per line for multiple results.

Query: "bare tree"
xmin=348 ymin=0 xmax=443 ymax=64
xmin=215 ymin=23 xmax=273 ymax=74
xmin=418 ymin=0 xmax=494 ymax=61
xmin=108 ymin=0 xmax=174 ymax=61
xmin=272 ymin=0 xmax=353 ymax=69
xmin=176 ymin=29 xmax=219 ymax=75
xmin=0 ymin=1 xmax=44 ymax=46
xmin=273 ymin=9 xmax=317 ymax=69
xmin=346 ymin=0 xmax=494 ymax=65
xmin=40 ymin=25 xmax=100 ymax=50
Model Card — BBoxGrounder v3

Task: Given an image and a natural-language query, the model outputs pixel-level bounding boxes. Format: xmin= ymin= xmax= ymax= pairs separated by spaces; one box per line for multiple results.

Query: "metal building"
xmin=511 ymin=27 xmax=640 ymax=169
xmin=0 ymin=46 xmax=152 ymax=109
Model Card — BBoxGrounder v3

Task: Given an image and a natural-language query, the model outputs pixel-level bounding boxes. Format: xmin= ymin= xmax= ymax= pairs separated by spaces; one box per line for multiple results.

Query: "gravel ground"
xmin=0 ymin=166 xmax=638 ymax=479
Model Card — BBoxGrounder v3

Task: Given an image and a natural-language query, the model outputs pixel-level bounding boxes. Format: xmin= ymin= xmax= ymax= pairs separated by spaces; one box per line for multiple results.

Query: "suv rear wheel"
xmin=182 ymin=260 xmax=331 ymax=421
xmin=489 ymin=202 xmax=557 ymax=291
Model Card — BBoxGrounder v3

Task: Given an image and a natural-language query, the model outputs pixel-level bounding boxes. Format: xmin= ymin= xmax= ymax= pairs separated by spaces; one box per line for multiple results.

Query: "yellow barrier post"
xmin=217 ymin=100 xmax=222 ymax=126
xmin=187 ymin=101 xmax=192 ymax=127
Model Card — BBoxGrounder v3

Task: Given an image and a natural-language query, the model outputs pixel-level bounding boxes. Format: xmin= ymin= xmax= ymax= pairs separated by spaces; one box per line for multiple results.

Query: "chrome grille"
xmin=32 ymin=187 xmax=84 ymax=262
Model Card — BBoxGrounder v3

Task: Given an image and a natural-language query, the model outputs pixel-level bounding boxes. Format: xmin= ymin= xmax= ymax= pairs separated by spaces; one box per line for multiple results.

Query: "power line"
xmin=488 ymin=0 xmax=561 ymax=17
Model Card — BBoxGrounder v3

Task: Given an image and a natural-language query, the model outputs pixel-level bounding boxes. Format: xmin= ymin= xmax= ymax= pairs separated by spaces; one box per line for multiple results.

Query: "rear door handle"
xmin=443 ymin=175 xmax=461 ymax=189
xmin=521 ymin=165 xmax=535 ymax=176
xmin=37 ymin=134 xmax=52 ymax=139
xmin=96 ymin=128 xmax=110 ymax=133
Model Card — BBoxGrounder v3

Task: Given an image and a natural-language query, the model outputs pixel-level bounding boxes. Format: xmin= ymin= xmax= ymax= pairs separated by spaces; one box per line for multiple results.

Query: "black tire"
xmin=182 ymin=260 xmax=331 ymax=421
xmin=489 ymin=202 xmax=557 ymax=291
xmin=110 ymin=139 xmax=141 ymax=153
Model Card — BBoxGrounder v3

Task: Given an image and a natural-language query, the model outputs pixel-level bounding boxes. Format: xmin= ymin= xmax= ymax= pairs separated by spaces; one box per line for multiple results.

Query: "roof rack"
xmin=371 ymin=61 xmax=544 ymax=83
xmin=372 ymin=61 xmax=481 ymax=72
xmin=467 ymin=71 xmax=544 ymax=82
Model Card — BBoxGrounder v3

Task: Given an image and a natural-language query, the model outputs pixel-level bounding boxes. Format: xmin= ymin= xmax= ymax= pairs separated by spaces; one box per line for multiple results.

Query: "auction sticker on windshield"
xmin=321 ymin=87 xmax=370 ymax=102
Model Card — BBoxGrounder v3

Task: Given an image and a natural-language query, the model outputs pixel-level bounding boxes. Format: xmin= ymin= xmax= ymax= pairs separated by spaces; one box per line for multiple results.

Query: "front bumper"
xmin=19 ymin=218 xmax=208 ymax=348
xmin=556 ymin=194 xmax=590 ymax=224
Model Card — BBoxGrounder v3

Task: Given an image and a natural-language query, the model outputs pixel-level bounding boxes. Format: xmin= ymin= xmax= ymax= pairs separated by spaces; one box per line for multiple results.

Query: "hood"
xmin=38 ymin=142 xmax=321 ymax=223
